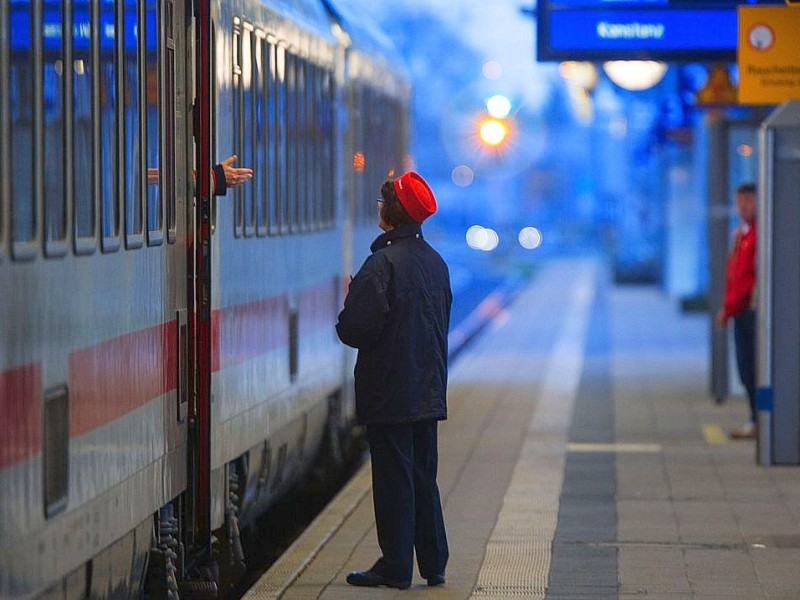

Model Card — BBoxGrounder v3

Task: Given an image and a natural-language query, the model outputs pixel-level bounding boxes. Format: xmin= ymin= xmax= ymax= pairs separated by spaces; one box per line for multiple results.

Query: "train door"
xmin=166 ymin=0 xmax=193 ymax=491
xmin=186 ymin=0 xmax=215 ymax=564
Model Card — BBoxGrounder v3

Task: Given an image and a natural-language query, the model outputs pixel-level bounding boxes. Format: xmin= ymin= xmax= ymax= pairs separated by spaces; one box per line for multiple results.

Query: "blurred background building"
xmin=343 ymin=0 xmax=768 ymax=309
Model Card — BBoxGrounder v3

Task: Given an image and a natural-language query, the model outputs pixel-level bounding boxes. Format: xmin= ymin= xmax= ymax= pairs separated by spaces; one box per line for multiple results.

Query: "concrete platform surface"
xmin=245 ymin=258 xmax=800 ymax=600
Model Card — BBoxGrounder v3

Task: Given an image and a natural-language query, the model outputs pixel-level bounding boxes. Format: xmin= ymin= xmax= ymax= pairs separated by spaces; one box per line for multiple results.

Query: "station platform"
xmin=244 ymin=258 xmax=800 ymax=599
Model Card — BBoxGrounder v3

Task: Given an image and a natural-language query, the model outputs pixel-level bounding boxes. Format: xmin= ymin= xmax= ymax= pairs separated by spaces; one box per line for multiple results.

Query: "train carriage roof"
xmin=322 ymin=0 xmax=409 ymax=79
xmin=260 ymin=0 xmax=338 ymax=42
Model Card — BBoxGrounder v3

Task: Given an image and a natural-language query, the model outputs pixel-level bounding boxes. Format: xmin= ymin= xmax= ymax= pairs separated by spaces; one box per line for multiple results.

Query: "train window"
xmin=123 ymin=0 xmax=143 ymax=247
xmin=320 ymin=67 xmax=330 ymax=227
xmin=358 ymin=85 xmax=370 ymax=225
xmin=286 ymin=51 xmax=298 ymax=232
xmin=317 ymin=66 xmax=327 ymax=227
xmin=144 ymin=0 xmax=161 ymax=245
xmin=242 ymin=26 xmax=255 ymax=237
xmin=315 ymin=64 xmax=325 ymax=229
xmin=254 ymin=32 xmax=266 ymax=236
xmin=322 ymin=69 xmax=334 ymax=226
xmin=305 ymin=62 xmax=314 ymax=229
xmin=232 ymin=24 xmax=242 ymax=237
xmin=266 ymin=37 xmax=278 ymax=235
xmin=309 ymin=63 xmax=319 ymax=229
xmin=307 ymin=60 xmax=316 ymax=229
xmin=99 ymin=0 xmax=119 ymax=251
xmin=298 ymin=57 xmax=309 ymax=231
xmin=275 ymin=43 xmax=288 ymax=234
xmin=43 ymin=386 xmax=69 ymax=519
xmin=356 ymin=85 xmax=367 ymax=225
xmin=0 ymin=0 xmax=6 ymax=250
xmin=43 ymin=0 xmax=67 ymax=256
xmin=73 ymin=1 xmax=95 ymax=252
xmin=164 ymin=0 xmax=176 ymax=243
xmin=9 ymin=0 xmax=37 ymax=256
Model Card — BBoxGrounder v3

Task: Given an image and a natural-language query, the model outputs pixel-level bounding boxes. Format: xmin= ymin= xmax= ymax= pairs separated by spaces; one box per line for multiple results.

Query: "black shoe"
xmin=426 ymin=574 xmax=445 ymax=586
xmin=346 ymin=570 xmax=411 ymax=589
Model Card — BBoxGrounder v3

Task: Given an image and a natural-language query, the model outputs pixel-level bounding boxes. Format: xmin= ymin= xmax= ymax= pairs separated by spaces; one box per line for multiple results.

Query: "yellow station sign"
xmin=738 ymin=6 xmax=800 ymax=104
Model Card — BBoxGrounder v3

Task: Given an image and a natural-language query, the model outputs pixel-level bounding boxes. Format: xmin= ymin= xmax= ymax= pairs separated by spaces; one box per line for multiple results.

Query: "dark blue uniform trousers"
xmin=367 ymin=419 xmax=449 ymax=583
xmin=733 ymin=309 xmax=757 ymax=423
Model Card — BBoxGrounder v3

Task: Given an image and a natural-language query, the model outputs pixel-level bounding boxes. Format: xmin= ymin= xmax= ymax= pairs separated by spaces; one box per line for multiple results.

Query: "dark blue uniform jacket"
xmin=336 ymin=223 xmax=452 ymax=425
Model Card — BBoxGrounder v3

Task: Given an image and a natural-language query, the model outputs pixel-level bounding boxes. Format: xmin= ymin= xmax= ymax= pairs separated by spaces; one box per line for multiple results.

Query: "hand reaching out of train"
xmin=146 ymin=155 xmax=253 ymax=196
xmin=210 ymin=154 xmax=252 ymax=195
xmin=216 ymin=154 xmax=253 ymax=188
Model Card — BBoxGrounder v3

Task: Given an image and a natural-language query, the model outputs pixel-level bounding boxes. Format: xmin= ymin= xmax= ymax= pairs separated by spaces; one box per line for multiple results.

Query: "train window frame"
xmin=123 ymin=0 xmax=144 ymax=250
xmin=276 ymin=41 xmax=288 ymax=236
xmin=286 ymin=49 xmax=298 ymax=234
xmin=266 ymin=35 xmax=278 ymax=237
xmin=323 ymin=63 xmax=333 ymax=227
xmin=144 ymin=0 xmax=162 ymax=246
xmin=322 ymin=65 xmax=334 ymax=227
xmin=163 ymin=0 xmax=177 ymax=245
xmin=313 ymin=61 xmax=324 ymax=230
xmin=306 ymin=57 xmax=316 ymax=231
xmin=320 ymin=61 xmax=330 ymax=228
xmin=43 ymin=0 xmax=69 ymax=259
xmin=354 ymin=83 xmax=366 ymax=226
xmin=242 ymin=24 xmax=256 ymax=238
xmin=254 ymin=29 xmax=267 ymax=237
xmin=297 ymin=53 xmax=309 ymax=233
xmin=318 ymin=63 xmax=327 ymax=228
xmin=98 ymin=0 xmax=120 ymax=253
xmin=308 ymin=60 xmax=318 ymax=230
xmin=72 ymin=0 xmax=98 ymax=256
xmin=0 ymin=0 xmax=9 ymax=256
xmin=232 ymin=20 xmax=243 ymax=238
xmin=9 ymin=0 xmax=40 ymax=261
xmin=317 ymin=63 xmax=325 ymax=228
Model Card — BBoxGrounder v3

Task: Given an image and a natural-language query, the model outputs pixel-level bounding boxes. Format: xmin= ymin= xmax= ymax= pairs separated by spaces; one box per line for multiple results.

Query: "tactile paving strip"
xmin=470 ymin=264 xmax=596 ymax=599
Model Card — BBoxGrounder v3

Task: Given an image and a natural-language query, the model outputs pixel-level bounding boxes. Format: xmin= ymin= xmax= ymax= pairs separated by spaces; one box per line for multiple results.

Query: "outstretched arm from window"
xmin=147 ymin=154 xmax=253 ymax=196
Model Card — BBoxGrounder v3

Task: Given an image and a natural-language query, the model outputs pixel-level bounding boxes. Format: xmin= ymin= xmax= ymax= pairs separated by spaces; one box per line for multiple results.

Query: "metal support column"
xmin=757 ymin=101 xmax=800 ymax=465
xmin=707 ymin=115 xmax=730 ymax=404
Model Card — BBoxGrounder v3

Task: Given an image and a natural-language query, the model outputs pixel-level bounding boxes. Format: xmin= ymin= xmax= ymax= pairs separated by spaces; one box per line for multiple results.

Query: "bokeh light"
xmin=486 ymin=94 xmax=512 ymax=119
xmin=518 ymin=227 xmax=543 ymax=250
xmin=353 ymin=151 xmax=365 ymax=172
xmin=466 ymin=225 xmax=500 ymax=252
xmin=452 ymin=165 xmax=474 ymax=187
xmin=603 ymin=61 xmax=668 ymax=91
xmin=479 ymin=119 xmax=508 ymax=146
xmin=482 ymin=61 xmax=503 ymax=80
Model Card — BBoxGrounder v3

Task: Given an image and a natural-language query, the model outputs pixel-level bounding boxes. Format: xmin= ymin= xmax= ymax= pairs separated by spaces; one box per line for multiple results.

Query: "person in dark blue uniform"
xmin=336 ymin=171 xmax=451 ymax=589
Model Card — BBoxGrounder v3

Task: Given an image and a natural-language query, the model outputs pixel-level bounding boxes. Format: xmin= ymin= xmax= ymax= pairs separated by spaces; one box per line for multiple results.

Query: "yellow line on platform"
xmin=568 ymin=442 xmax=662 ymax=453
xmin=703 ymin=424 xmax=728 ymax=445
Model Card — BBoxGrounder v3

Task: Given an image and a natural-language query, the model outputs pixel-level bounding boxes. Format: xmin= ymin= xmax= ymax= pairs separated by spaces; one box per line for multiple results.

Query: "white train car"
xmin=0 ymin=0 xmax=410 ymax=597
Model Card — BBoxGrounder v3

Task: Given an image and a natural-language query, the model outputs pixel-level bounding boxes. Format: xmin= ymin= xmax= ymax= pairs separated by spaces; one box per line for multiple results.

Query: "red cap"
xmin=393 ymin=171 xmax=436 ymax=223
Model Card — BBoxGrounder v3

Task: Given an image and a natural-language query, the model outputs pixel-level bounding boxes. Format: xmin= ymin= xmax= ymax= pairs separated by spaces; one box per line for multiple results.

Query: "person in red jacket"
xmin=716 ymin=183 xmax=757 ymax=439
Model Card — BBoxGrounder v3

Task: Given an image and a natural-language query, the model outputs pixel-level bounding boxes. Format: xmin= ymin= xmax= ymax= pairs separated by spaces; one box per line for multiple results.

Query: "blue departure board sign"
xmin=537 ymin=0 xmax=784 ymax=62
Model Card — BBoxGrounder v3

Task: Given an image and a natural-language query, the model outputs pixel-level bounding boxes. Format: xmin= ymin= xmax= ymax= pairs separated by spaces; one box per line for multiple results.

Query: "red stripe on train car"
xmin=0 ymin=364 xmax=41 ymax=470
xmin=216 ymin=295 xmax=290 ymax=370
xmin=69 ymin=322 xmax=177 ymax=437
